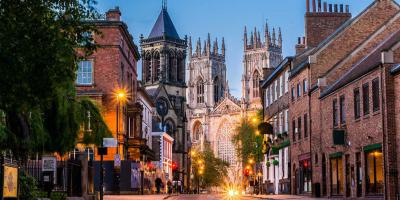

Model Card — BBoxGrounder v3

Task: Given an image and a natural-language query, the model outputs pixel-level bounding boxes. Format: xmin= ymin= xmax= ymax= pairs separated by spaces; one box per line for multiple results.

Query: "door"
xmin=345 ymin=154 xmax=351 ymax=197
xmin=356 ymin=152 xmax=362 ymax=197
xmin=322 ymin=154 xmax=327 ymax=196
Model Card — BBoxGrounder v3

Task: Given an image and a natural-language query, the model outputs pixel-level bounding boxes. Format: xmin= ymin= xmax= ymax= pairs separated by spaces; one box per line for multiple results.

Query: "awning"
xmin=363 ymin=143 xmax=382 ymax=152
xmin=329 ymin=152 xmax=343 ymax=159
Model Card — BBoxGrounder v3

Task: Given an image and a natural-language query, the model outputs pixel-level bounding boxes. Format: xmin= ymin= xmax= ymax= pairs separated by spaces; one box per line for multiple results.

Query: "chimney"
xmin=106 ymin=7 xmax=121 ymax=21
xmin=318 ymin=0 xmax=322 ymax=12
xmin=312 ymin=0 xmax=316 ymax=12
xmin=295 ymin=36 xmax=306 ymax=55
xmin=305 ymin=1 xmax=351 ymax=48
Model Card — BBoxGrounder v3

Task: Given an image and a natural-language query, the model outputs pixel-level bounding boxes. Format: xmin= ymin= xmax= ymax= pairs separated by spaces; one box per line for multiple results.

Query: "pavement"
xmin=104 ymin=194 xmax=323 ymax=200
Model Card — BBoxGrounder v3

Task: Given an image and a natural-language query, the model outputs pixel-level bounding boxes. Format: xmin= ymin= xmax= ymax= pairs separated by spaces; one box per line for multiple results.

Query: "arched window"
xmin=214 ymin=77 xmax=219 ymax=103
xmin=218 ymin=121 xmax=237 ymax=165
xmin=154 ymin=52 xmax=161 ymax=82
xmin=177 ymin=53 xmax=184 ymax=83
xmin=192 ymin=121 xmax=203 ymax=143
xmin=197 ymin=78 xmax=204 ymax=104
xmin=253 ymin=71 xmax=260 ymax=98
xmin=145 ymin=54 xmax=152 ymax=82
xmin=165 ymin=120 xmax=175 ymax=138
xmin=168 ymin=51 xmax=177 ymax=82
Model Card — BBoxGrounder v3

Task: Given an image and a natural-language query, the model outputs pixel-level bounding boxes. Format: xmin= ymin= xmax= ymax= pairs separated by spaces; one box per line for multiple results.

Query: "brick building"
xmin=261 ymin=57 xmax=292 ymax=194
xmin=285 ymin=0 xmax=400 ymax=199
xmin=75 ymin=7 xmax=152 ymax=192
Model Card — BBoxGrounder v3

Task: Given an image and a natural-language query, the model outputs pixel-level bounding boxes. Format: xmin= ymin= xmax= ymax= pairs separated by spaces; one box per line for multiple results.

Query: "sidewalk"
xmin=244 ymin=194 xmax=326 ymax=199
xmin=104 ymin=194 xmax=171 ymax=200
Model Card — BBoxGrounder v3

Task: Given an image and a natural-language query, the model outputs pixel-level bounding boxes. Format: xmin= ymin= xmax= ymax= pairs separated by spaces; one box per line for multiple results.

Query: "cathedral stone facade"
xmin=187 ymin=23 xmax=283 ymax=181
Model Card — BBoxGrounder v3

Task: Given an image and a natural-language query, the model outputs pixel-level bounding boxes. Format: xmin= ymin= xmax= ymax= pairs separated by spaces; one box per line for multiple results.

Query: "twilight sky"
xmin=96 ymin=0 xmax=395 ymax=98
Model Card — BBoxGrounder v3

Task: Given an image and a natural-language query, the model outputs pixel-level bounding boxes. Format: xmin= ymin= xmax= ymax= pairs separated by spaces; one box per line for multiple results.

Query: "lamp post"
xmin=114 ymin=89 xmax=126 ymax=193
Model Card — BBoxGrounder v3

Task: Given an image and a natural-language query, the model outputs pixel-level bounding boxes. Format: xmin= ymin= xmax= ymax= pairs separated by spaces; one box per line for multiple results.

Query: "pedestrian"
xmin=167 ymin=180 xmax=172 ymax=195
xmin=155 ymin=177 xmax=162 ymax=194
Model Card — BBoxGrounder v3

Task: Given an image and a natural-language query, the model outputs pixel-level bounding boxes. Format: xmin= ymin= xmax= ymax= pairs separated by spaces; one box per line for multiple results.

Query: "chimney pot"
xmin=312 ymin=0 xmax=316 ymax=12
xmin=329 ymin=4 xmax=332 ymax=12
xmin=302 ymin=37 xmax=306 ymax=45
xmin=334 ymin=4 xmax=338 ymax=12
xmin=306 ymin=0 xmax=310 ymax=12
xmin=340 ymin=4 xmax=343 ymax=13
xmin=318 ymin=0 xmax=322 ymax=12
xmin=346 ymin=5 xmax=350 ymax=13
xmin=323 ymin=2 xmax=327 ymax=12
xmin=298 ymin=37 xmax=301 ymax=44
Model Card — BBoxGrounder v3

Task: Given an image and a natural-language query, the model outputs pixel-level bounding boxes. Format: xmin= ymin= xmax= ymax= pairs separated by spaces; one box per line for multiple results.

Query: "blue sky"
xmin=96 ymin=0 xmax=393 ymax=98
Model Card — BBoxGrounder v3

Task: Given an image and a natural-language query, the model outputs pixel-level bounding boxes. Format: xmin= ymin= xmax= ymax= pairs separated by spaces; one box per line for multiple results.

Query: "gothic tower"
xmin=140 ymin=3 xmax=188 ymax=185
xmin=242 ymin=21 xmax=283 ymax=110
xmin=188 ymin=34 xmax=227 ymax=111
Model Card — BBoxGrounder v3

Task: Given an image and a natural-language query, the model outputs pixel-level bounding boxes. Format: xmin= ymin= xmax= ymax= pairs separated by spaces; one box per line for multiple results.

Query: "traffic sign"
xmin=103 ymin=138 xmax=117 ymax=148
xmin=114 ymin=154 xmax=121 ymax=167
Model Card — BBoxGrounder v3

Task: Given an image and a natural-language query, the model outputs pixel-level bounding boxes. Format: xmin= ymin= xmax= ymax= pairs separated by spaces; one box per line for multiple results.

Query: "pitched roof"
xmin=149 ymin=9 xmax=180 ymax=39
xmin=320 ymin=30 xmax=400 ymax=98
xmin=261 ymin=57 xmax=293 ymax=88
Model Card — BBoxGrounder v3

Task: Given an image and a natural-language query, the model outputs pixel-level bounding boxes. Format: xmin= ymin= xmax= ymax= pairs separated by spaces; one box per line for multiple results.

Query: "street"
xmin=104 ymin=194 xmax=323 ymax=200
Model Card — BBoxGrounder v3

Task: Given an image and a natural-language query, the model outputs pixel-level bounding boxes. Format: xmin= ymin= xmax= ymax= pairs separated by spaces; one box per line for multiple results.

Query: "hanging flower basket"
xmin=266 ymin=161 xmax=271 ymax=167
xmin=272 ymin=160 xmax=279 ymax=166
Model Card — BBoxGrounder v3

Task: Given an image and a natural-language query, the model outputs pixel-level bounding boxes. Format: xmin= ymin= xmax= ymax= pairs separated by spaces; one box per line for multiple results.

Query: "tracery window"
xmin=253 ymin=71 xmax=260 ymax=98
xmin=214 ymin=77 xmax=219 ymax=103
xmin=197 ymin=79 xmax=205 ymax=104
xmin=217 ymin=121 xmax=237 ymax=165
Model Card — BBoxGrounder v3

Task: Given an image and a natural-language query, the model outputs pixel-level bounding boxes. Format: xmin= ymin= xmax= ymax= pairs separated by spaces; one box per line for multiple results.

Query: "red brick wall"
xmin=76 ymin=24 xmax=139 ymax=161
xmin=305 ymin=12 xmax=351 ymax=48
xmin=310 ymin=1 xmax=399 ymax=86
xmin=289 ymin=67 xmax=312 ymax=195
xmin=316 ymin=69 xmax=383 ymax=198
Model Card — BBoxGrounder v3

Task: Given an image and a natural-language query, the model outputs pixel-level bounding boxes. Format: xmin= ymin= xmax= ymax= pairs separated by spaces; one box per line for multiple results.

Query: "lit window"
xmin=76 ymin=60 xmax=93 ymax=85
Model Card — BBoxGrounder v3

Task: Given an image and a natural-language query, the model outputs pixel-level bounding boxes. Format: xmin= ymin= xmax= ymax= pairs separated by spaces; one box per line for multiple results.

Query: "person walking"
xmin=155 ymin=177 xmax=162 ymax=194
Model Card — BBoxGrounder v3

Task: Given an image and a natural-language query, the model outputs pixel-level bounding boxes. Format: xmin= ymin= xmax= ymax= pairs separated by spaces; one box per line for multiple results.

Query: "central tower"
xmin=242 ymin=22 xmax=283 ymax=110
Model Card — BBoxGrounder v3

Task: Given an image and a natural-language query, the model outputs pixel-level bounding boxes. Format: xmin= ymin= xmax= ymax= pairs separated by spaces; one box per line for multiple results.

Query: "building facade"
xmin=261 ymin=57 xmax=292 ymax=194
xmin=140 ymin=6 xmax=189 ymax=189
xmin=187 ymin=23 xmax=283 ymax=184
xmin=258 ymin=0 xmax=400 ymax=199
xmin=75 ymin=7 xmax=141 ymax=162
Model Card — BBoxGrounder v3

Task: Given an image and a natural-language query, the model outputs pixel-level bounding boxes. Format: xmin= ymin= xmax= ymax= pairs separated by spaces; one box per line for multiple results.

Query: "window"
xmin=363 ymin=83 xmax=370 ymax=115
xmin=285 ymin=110 xmax=289 ymax=132
xmin=214 ymin=77 xmax=220 ymax=103
xmin=253 ymin=72 xmax=260 ymax=98
xmin=298 ymin=117 xmax=302 ymax=140
xmin=365 ymin=149 xmax=384 ymax=195
xmin=279 ymin=112 xmax=283 ymax=133
xmin=354 ymin=88 xmax=360 ymax=119
xmin=275 ymin=80 xmax=279 ymax=101
xmin=266 ymin=89 xmax=270 ymax=106
xmin=331 ymin=157 xmax=344 ymax=195
xmin=340 ymin=95 xmax=346 ymax=124
xmin=280 ymin=75 xmax=284 ymax=97
xmin=297 ymin=83 xmax=301 ymax=97
xmin=304 ymin=114 xmax=308 ymax=138
xmin=273 ymin=115 xmax=278 ymax=134
xmin=292 ymin=120 xmax=296 ymax=142
xmin=333 ymin=99 xmax=338 ymax=127
xmin=372 ymin=78 xmax=380 ymax=112
xmin=76 ymin=60 xmax=93 ymax=85
xmin=303 ymin=79 xmax=308 ymax=94
xmin=197 ymin=79 xmax=204 ymax=104
xmin=285 ymin=70 xmax=289 ymax=93
xmin=291 ymin=87 xmax=295 ymax=102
